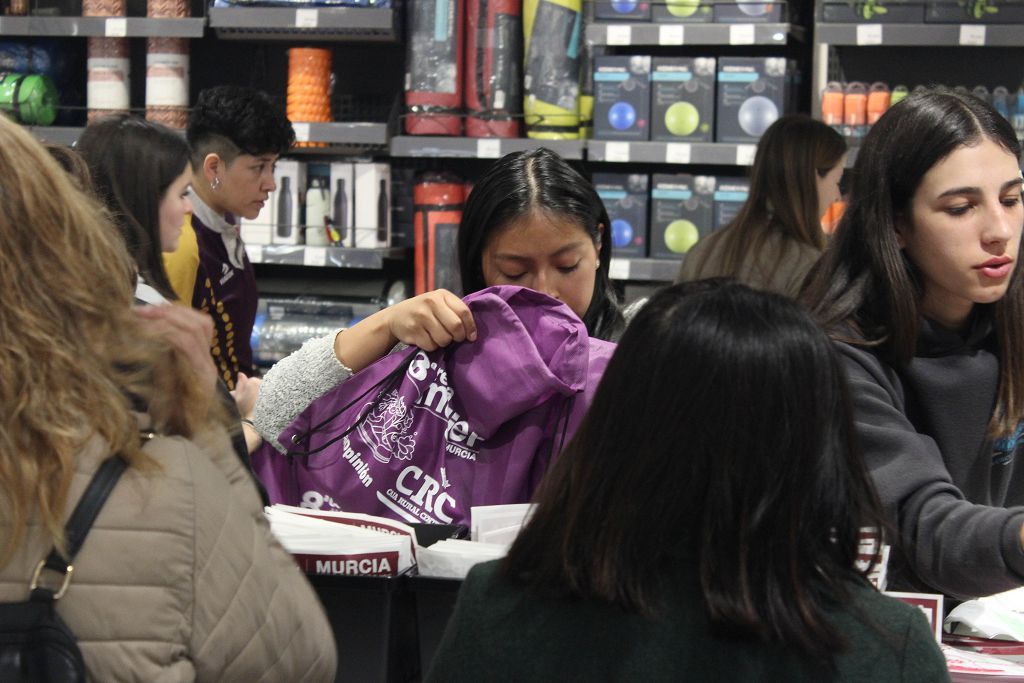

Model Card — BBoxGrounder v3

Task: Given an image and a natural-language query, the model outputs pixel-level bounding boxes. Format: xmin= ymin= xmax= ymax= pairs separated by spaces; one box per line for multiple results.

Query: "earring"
xmin=595 ymin=260 xmax=600 ymax=270
xmin=211 ymin=177 xmax=221 ymax=191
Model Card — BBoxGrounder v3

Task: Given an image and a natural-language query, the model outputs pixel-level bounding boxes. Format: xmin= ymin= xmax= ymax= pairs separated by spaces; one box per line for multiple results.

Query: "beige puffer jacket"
xmin=0 ymin=425 xmax=337 ymax=682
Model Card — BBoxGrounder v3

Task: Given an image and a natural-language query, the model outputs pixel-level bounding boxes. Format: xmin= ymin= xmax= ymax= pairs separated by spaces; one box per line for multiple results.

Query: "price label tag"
xmin=244 ymin=244 xmax=263 ymax=264
xmin=105 ymin=17 xmax=127 ymax=37
xmin=303 ymin=246 xmax=327 ymax=267
xmin=659 ymin=24 xmax=684 ymax=45
xmin=729 ymin=24 xmax=755 ymax=45
xmin=292 ymin=122 xmax=310 ymax=143
xmin=605 ymin=142 xmax=630 ymax=163
xmin=295 ymin=8 xmax=318 ymax=28
xmin=476 ymin=138 xmax=501 ymax=158
xmin=735 ymin=144 xmax=757 ymax=166
xmin=959 ymin=24 xmax=986 ymax=46
xmin=606 ymin=24 xmax=632 ymax=45
xmin=609 ymin=258 xmax=630 ymax=281
xmin=856 ymin=24 xmax=883 ymax=45
xmin=665 ymin=143 xmax=692 ymax=165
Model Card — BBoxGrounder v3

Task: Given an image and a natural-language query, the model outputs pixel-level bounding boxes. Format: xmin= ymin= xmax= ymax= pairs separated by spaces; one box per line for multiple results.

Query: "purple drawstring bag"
xmin=254 ymin=285 xmax=614 ymax=526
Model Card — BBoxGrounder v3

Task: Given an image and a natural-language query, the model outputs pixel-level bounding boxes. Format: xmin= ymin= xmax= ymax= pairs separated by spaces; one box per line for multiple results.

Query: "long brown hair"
xmin=802 ymin=88 xmax=1024 ymax=436
xmin=690 ymin=115 xmax=846 ymax=284
xmin=0 ymin=116 xmax=218 ymax=566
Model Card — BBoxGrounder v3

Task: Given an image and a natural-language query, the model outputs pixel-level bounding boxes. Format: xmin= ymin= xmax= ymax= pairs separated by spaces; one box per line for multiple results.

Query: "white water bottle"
xmin=304 ymin=177 xmax=330 ymax=247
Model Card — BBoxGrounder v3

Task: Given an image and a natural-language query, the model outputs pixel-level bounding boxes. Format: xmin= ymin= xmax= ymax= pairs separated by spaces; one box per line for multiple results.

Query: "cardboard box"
xmin=649 ymin=173 xmax=715 ymax=260
xmin=925 ymin=0 xmax=1024 ymax=22
xmin=821 ymin=0 xmax=925 ymax=22
xmin=713 ymin=176 xmax=751 ymax=230
xmin=715 ymin=57 xmax=788 ymax=144
xmin=329 ymin=161 xmax=356 ymax=248
xmin=593 ymin=0 xmax=650 ymax=20
xmin=593 ymin=172 xmax=649 ymax=258
xmin=714 ymin=0 xmax=784 ymax=22
xmin=594 ymin=55 xmax=651 ymax=142
xmin=652 ymin=0 xmax=712 ymax=22
xmin=651 ymin=57 xmax=716 ymax=143
xmin=354 ymin=162 xmax=392 ymax=248
xmin=271 ymin=159 xmax=306 ymax=245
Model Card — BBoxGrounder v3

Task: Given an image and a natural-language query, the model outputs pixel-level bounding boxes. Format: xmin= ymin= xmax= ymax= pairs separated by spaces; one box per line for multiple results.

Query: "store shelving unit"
xmin=585 ymin=20 xmax=800 ymax=46
xmin=587 ymin=140 xmax=758 ymax=166
xmin=390 ymin=136 xmax=585 ymax=161
xmin=207 ymin=6 xmax=397 ymax=41
xmin=245 ymin=244 xmax=408 ymax=269
xmin=811 ymin=4 xmax=1024 ymax=116
xmin=608 ymin=257 xmax=679 ymax=282
xmin=0 ymin=15 xmax=204 ymax=37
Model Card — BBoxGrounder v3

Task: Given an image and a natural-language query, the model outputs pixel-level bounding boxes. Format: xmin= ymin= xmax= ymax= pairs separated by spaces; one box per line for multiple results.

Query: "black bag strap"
xmin=29 ymin=455 xmax=127 ymax=603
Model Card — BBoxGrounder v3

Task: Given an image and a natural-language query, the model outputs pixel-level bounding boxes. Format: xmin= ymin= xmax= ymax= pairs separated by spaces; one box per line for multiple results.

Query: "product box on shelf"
xmin=713 ymin=176 xmax=751 ymax=230
xmin=925 ymin=0 xmax=1024 ymax=22
xmin=652 ymin=0 xmax=712 ymax=22
xmin=594 ymin=55 xmax=651 ymax=142
xmin=715 ymin=57 xmax=789 ymax=144
xmin=271 ymin=159 xmax=306 ymax=246
xmin=714 ymin=0 xmax=784 ymax=23
xmin=651 ymin=57 xmax=715 ymax=143
xmin=593 ymin=172 xmax=649 ymax=258
xmin=821 ymin=0 xmax=926 ymax=22
xmin=329 ymin=161 xmax=356 ymax=248
xmin=594 ymin=0 xmax=650 ymax=20
xmin=354 ymin=162 xmax=392 ymax=249
xmin=649 ymin=173 xmax=715 ymax=261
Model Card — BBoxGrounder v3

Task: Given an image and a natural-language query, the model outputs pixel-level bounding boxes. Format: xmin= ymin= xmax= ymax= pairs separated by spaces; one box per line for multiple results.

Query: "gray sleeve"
xmin=840 ymin=342 xmax=1024 ymax=599
xmin=252 ymin=331 xmax=353 ymax=452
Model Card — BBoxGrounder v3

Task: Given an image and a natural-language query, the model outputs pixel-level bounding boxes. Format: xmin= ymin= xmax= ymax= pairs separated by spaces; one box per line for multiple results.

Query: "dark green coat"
xmin=426 ymin=559 xmax=949 ymax=682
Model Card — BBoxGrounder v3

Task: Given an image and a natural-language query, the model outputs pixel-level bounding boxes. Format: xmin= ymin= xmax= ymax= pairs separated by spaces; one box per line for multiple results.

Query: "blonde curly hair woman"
xmin=0 ymin=116 xmax=336 ymax=681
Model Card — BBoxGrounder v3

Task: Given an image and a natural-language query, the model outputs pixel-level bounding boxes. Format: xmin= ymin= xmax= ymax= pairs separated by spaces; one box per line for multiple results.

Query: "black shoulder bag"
xmin=0 ymin=454 xmax=127 ymax=683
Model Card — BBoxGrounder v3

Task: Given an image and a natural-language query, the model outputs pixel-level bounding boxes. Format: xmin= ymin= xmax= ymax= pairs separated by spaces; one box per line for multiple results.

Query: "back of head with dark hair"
xmin=187 ymin=85 xmax=295 ymax=168
xmin=458 ymin=147 xmax=624 ymax=340
xmin=76 ymin=114 xmax=191 ymax=300
xmin=692 ymin=115 xmax=847 ymax=282
xmin=503 ymin=280 xmax=886 ymax=664
xmin=44 ymin=142 xmax=93 ymax=195
xmin=801 ymin=87 xmax=1024 ymax=434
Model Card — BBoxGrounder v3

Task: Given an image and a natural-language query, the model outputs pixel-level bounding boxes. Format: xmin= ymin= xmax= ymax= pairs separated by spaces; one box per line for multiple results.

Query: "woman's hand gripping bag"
xmin=270 ymin=285 xmax=614 ymax=526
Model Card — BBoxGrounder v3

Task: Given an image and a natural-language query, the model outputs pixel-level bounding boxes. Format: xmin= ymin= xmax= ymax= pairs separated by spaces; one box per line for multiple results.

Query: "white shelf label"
xmin=659 ymin=24 xmax=684 ymax=45
xmin=856 ymin=24 xmax=883 ymax=45
xmin=959 ymin=24 xmax=986 ymax=46
xmin=244 ymin=244 xmax=263 ymax=264
xmin=609 ymin=258 xmax=630 ymax=281
xmin=606 ymin=24 xmax=632 ymax=45
xmin=303 ymin=246 xmax=327 ymax=267
xmin=665 ymin=142 xmax=692 ymax=165
xmin=729 ymin=24 xmax=755 ymax=45
xmin=604 ymin=142 xmax=631 ymax=163
xmin=295 ymin=8 xmax=318 ymax=28
xmin=476 ymin=138 xmax=501 ymax=158
xmin=292 ymin=122 xmax=310 ymax=143
xmin=105 ymin=17 xmax=127 ymax=37
xmin=735 ymin=144 xmax=757 ymax=166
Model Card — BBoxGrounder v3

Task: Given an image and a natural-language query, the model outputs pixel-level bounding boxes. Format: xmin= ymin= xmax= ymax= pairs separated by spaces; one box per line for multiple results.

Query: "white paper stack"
xmin=946 ymin=586 xmax=1024 ymax=643
xmin=265 ymin=504 xmax=416 ymax=577
xmin=470 ymin=503 xmax=534 ymax=545
xmin=417 ymin=539 xmax=509 ymax=579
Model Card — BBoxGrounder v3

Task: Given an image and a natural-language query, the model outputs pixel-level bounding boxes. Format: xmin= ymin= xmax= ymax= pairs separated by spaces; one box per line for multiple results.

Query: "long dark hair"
xmin=458 ymin=148 xmax=624 ymax=340
xmin=76 ymin=115 xmax=191 ymax=300
xmin=690 ymin=115 xmax=846 ymax=282
xmin=502 ymin=280 xmax=886 ymax=663
xmin=801 ymin=88 xmax=1024 ymax=436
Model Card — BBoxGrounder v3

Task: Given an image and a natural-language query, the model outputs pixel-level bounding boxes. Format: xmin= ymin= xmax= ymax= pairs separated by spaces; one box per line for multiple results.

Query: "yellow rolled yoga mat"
xmin=523 ymin=0 xmax=582 ymax=140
